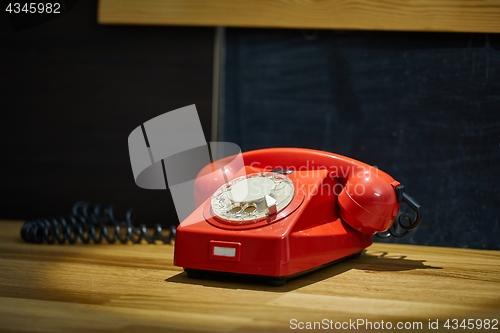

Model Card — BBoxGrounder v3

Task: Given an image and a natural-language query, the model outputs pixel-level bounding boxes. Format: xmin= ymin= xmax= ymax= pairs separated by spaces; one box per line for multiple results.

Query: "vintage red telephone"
xmin=174 ymin=148 xmax=421 ymax=285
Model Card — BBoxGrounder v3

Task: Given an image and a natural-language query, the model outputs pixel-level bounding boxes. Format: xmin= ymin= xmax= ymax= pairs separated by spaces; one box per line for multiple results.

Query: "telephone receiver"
xmin=174 ymin=148 xmax=421 ymax=286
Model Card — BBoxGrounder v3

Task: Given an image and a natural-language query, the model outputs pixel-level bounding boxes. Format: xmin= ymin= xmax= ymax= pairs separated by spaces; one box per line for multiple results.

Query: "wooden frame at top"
xmin=98 ymin=0 xmax=500 ymax=33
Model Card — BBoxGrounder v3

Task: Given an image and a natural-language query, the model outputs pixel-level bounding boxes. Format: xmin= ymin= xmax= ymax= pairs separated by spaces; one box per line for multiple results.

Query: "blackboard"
xmin=222 ymin=29 xmax=500 ymax=249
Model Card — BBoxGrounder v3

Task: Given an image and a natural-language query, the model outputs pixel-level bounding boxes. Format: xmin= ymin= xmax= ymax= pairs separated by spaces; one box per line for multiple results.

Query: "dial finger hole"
xmin=244 ymin=205 xmax=256 ymax=213
xmin=230 ymin=206 xmax=242 ymax=214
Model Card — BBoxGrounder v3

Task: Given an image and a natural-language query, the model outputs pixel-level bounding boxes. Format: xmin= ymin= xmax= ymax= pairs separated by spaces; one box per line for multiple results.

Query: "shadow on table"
xmin=165 ymin=250 xmax=442 ymax=292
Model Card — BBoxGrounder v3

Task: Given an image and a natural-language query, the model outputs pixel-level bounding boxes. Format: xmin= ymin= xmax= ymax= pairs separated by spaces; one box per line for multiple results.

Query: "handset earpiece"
xmin=338 ymin=168 xmax=421 ymax=238
xmin=337 ymin=168 xmax=401 ymax=235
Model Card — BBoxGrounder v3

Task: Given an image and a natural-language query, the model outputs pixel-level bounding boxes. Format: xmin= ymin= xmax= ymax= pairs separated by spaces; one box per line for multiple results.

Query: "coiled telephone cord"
xmin=20 ymin=201 xmax=176 ymax=244
xmin=375 ymin=192 xmax=422 ymax=239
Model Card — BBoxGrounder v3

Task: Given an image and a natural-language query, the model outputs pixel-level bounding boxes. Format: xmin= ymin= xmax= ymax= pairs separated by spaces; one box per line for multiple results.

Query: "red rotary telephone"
xmin=174 ymin=148 xmax=421 ymax=285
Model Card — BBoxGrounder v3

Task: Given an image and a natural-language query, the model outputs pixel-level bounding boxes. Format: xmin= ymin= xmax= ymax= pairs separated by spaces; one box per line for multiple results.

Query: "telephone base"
xmin=184 ymin=251 xmax=363 ymax=286
xmin=174 ymin=165 xmax=377 ymax=285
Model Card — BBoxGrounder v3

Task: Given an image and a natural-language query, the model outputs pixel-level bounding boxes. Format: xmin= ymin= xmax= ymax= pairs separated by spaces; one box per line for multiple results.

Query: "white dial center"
xmin=228 ymin=177 xmax=275 ymax=203
xmin=211 ymin=172 xmax=295 ymax=224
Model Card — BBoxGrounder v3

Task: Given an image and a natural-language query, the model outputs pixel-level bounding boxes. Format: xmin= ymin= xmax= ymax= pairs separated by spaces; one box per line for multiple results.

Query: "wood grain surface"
xmin=98 ymin=0 xmax=500 ymax=33
xmin=0 ymin=220 xmax=499 ymax=332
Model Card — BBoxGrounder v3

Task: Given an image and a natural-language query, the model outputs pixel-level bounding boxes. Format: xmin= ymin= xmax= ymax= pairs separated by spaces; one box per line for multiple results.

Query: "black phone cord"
xmin=20 ymin=201 xmax=176 ymax=244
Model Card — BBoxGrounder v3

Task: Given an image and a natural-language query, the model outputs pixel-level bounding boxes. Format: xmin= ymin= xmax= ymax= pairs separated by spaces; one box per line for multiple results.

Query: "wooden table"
xmin=0 ymin=220 xmax=498 ymax=332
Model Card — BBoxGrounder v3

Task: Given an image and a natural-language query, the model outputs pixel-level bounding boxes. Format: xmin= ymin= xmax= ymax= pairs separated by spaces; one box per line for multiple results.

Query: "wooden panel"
xmin=98 ymin=0 xmax=500 ymax=33
xmin=0 ymin=220 xmax=499 ymax=332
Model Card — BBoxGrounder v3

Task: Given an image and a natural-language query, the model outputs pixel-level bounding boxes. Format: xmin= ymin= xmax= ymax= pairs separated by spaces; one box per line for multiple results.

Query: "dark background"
xmin=0 ymin=1 xmax=214 ymax=226
xmin=223 ymin=29 xmax=500 ymax=249
xmin=1 ymin=2 xmax=499 ymax=249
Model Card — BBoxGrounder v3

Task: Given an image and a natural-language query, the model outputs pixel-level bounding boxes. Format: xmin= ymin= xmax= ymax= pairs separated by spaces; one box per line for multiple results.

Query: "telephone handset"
xmin=174 ymin=148 xmax=421 ymax=285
